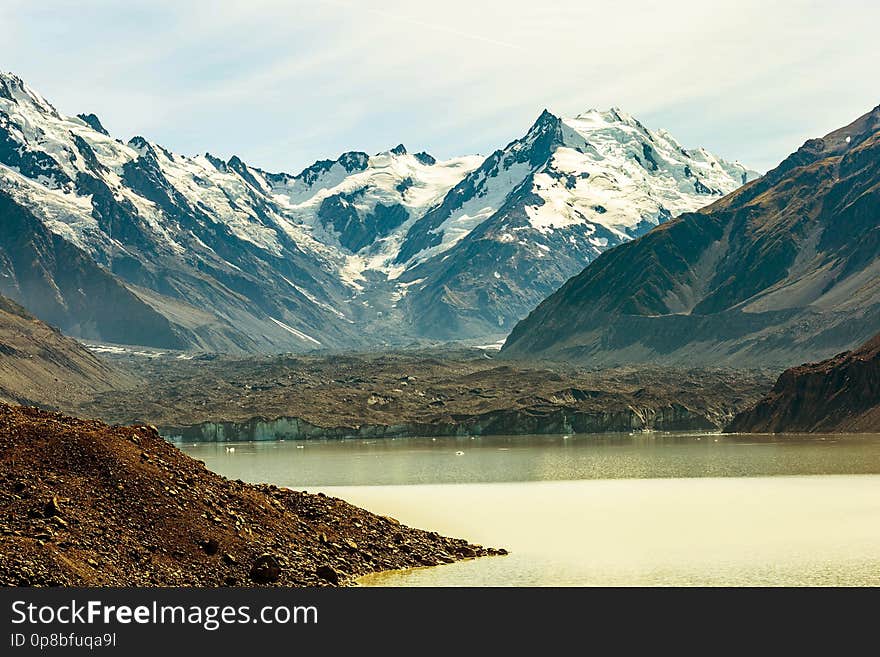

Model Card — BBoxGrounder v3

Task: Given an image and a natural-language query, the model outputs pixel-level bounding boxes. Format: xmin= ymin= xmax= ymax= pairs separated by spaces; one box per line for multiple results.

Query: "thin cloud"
xmin=321 ymin=0 xmax=526 ymax=51
xmin=0 ymin=0 xmax=877 ymax=174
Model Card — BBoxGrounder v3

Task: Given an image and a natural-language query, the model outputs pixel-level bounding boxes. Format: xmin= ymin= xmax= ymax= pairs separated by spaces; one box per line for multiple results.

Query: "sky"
xmin=1 ymin=0 xmax=877 ymax=174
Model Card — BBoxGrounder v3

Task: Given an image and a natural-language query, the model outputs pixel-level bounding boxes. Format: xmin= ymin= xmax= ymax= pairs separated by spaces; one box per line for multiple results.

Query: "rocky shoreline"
xmin=0 ymin=404 xmax=503 ymax=587
xmin=163 ymin=402 xmax=724 ymax=443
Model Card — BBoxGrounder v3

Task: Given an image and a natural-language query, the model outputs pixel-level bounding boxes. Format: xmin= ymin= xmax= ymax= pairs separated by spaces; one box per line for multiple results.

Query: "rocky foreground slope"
xmin=502 ymin=105 xmax=880 ymax=367
xmin=728 ymin=332 xmax=880 ymax=433
xmin=0 ymin=294 xmax=134 ymax=408
xmin=0 ymin=404 xmax=498 ymax=586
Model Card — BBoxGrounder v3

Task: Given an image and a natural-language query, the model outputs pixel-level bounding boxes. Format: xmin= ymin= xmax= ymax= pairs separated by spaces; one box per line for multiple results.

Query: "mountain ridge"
xmin=501 ymin=104 xmax=880 ymax=367
xmin=0 ymin=71 xmax=756 ymax=351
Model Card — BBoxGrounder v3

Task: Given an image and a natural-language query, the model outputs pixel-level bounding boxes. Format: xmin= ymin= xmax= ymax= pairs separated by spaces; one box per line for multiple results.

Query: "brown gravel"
xmin=75 ymin=350 xmax=775 ymax=436
xmin=0 ymin=403 xmax=503 ymax=587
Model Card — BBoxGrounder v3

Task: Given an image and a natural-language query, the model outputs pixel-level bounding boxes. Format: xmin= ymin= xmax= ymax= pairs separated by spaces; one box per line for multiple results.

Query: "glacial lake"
xmin=181 ymin=433 xmax=880 ymax=586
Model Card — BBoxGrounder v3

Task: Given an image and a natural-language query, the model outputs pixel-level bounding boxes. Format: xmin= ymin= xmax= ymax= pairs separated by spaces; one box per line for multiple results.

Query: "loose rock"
xmin=43 ymin=496 xmax=62 ymax=518
xmin=316 ymin=565 xmax=340 ymax=585
xmin=249 ymin=554 xmax=282 ymax=584
xmin=0 ymin=403 xmax=501 ymax=587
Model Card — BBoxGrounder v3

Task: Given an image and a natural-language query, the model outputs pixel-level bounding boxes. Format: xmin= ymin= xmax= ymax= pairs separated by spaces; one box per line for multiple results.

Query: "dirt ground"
xmin=0 ymin=403 xmax=500 ymax=587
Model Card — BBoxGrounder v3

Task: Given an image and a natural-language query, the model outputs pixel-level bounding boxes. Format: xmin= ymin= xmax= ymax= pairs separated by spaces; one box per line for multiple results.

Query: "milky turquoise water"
xmin=182 ymin=433 xmax=880 ymax=586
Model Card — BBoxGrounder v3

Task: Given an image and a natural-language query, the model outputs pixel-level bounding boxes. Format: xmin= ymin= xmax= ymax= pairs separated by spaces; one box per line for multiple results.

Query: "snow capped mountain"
xmin=0 ymin=72 xmax=757 ymax=351
xmin=265 ymin=144 xmax=482 ymax=277
xmin=0 ymin=72 xmax=362 ymax=350
xmin=391 ymin=108 xmax=759 ymax=338
xmin=501 ymin=104 xmax=880 ymax=367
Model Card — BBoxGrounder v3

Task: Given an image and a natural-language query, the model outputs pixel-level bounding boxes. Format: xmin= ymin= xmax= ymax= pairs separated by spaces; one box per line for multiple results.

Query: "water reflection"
xmin=180 ymin=434 xmax=880 ymax=586
xmin=181 ymin=433 xmax=880 ymax=488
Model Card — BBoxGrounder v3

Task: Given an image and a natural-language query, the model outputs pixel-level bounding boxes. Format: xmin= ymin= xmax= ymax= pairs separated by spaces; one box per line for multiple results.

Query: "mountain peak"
xmin=127 ymin=135 xmax=155 ymax=158
xmin=518 ymin=109 xmax=563 ymax=145
xmin=227 ymin=154 xmax=246 ymax=168
xmin=822 ymin=103 xmax=880 ymax=153
xmin=336 ymin=150 xmax=369 ymax=172
xmin=77 ymin=112 xmax=109 ymax=136
xmin=532 ymin=108 xmax=562 ymax=128
xmin=390 ymin=144 xmax=407 ymax=156
xmin=0 ymin=71 xmax=59 ymax=116
xmin=204 ymin=152 xmax=228 ymax=172
xmin=571 ymin=107 xmax=638 ymax=127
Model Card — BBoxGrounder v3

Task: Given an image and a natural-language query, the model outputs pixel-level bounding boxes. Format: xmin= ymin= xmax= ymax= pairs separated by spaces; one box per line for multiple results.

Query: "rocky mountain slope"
xmin=0 ymin=191 xmax=184 ymax=348
xmin=728 ymin=332 xmax=880 ymax=433
xmin=0 ymin=72 xmax=754 ymax=350
xmin=0 ymin=293 xmax=134 ymax=408
xmin=502 ymin=105 xmax=880 ymax=367
xmin=0 ymin=403 xmax=498 ymax=586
